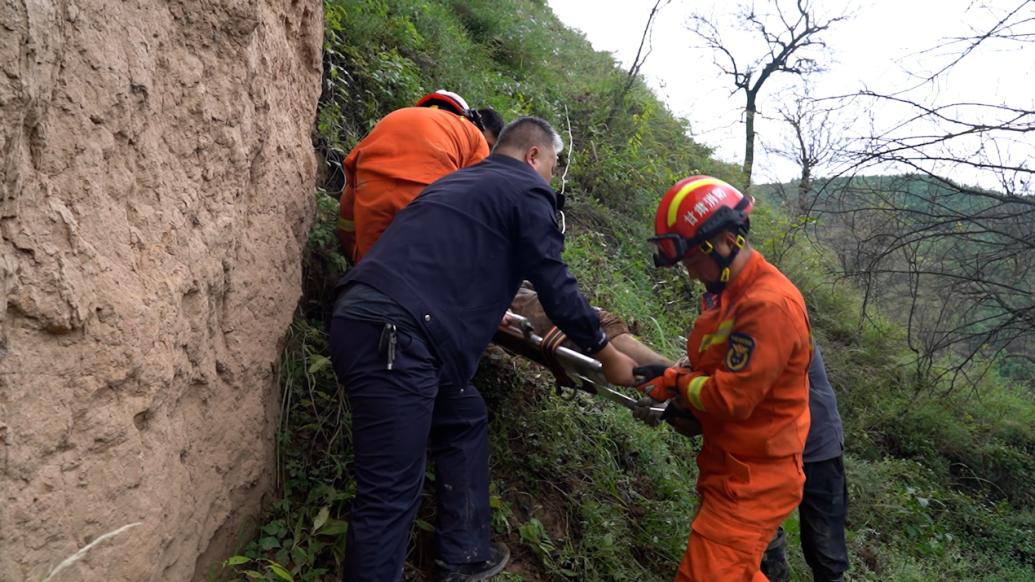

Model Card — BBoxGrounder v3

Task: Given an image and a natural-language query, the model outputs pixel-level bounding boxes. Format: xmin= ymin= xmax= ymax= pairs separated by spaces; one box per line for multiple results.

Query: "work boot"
xmin=760 ymin=527 xmax=790 ymax=582
xmin=435 ymin=542 xmax=510 ymax=582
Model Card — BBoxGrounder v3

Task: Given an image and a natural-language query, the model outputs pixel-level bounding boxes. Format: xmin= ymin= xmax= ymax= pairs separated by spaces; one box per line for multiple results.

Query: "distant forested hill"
xmin=760 ymin=174 xmax=1035 ymax=393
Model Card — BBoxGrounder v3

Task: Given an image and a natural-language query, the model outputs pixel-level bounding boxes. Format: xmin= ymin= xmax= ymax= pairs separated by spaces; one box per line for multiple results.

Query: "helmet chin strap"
xmin=700 ymin=231 xmax=747 ymax=294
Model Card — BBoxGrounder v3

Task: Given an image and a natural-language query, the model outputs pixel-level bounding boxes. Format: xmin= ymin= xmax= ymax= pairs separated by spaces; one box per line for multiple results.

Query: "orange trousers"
xmin=675 ymin=447 xmax=804 ymax=582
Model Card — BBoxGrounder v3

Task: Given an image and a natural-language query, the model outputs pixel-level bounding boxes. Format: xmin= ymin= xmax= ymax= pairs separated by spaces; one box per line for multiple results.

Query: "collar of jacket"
xmin=717 ymin=249 xmax=764 ymax=301
xmin=486 ymin=153 xmax=560 ymax=209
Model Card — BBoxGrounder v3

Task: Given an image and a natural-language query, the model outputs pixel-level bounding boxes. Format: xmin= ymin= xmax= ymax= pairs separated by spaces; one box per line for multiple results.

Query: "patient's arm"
xmin=508 ymin=283 xmax=699 ymax=435
xmin=509 ymin=282 xmax=673 ymax=366
xmin=611 ymin=334 xmax=672 ymax=367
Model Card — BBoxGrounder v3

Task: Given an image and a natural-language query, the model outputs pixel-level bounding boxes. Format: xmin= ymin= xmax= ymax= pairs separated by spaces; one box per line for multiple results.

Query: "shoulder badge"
xmin=725 ymin=332 xmax=755 ymax=372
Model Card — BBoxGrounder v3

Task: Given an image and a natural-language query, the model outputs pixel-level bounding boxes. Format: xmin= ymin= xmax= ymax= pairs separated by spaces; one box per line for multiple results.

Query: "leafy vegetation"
xmin=219 ymin=1 xmax=1035 ymax=580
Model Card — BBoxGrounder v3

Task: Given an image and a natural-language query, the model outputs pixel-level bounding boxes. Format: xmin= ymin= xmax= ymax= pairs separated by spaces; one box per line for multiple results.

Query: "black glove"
xmin=632 ymin=364 xmax=668 ymax=383
xmin=661 ymin=400 xmax=702 ymax=438
xmin=631 ymin=397 xmax=665 ymax=427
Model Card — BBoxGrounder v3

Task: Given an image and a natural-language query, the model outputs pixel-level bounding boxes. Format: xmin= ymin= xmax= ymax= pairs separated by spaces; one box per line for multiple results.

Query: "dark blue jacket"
xmin=804 ymin=342 xmax=845 ymax=463
xmin=338 ymin=154 xmax=608 ymax=387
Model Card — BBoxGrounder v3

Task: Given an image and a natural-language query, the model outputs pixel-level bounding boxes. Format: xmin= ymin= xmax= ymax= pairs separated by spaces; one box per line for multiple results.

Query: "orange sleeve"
xmin=688 ymin=299 xmax=805 ymax=420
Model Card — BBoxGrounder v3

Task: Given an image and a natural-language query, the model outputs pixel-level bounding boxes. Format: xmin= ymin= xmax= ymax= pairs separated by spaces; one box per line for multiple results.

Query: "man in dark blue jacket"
xmin=329 ymin=117 xmax=638 ymax=582
xmin=761 ymin=342 xmax=849 ymax=582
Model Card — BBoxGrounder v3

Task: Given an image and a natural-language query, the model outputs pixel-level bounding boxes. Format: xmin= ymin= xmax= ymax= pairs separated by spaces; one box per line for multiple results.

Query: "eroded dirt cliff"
xmin=0 ymin=1 xmax=322 ymax=579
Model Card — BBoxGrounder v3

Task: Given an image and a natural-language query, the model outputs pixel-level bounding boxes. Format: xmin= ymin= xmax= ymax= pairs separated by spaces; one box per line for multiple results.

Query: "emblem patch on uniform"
xmin=725 ymin=333 xmax=755 ymax=371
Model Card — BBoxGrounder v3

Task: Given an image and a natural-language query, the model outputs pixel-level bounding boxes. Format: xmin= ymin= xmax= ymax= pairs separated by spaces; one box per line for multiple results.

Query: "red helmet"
xmin=415 ymin=89 xmax=470 ymax=116
xmin=650 ymin=176 xmax=753 ymax=269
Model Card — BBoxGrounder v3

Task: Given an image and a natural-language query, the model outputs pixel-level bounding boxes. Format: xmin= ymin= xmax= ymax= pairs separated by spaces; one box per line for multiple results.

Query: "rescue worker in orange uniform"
xmin=634 ymin=176 xmax=812 ymax=582
xmin=337 ymin=90 xmax=504 ymax=263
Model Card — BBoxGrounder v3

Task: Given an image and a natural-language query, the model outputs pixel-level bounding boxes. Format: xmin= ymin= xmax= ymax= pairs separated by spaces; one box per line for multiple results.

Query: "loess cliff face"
xmin=0 ymin=0 xmax=323 ymax=579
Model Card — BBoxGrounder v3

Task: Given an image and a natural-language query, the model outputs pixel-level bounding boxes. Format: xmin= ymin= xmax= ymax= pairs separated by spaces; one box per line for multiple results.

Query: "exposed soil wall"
xmin=0 ymin=1 xmax=322 ymax=579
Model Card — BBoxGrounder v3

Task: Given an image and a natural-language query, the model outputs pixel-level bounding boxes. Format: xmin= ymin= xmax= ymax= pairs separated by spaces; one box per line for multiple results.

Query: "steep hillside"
xmin=222 ymin=1 xmax=1035 ymax=580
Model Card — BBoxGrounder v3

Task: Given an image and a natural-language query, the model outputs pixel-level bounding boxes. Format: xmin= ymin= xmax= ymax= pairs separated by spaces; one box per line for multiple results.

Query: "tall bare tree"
xmin=689 ymin=0 xmax=848 ymax=186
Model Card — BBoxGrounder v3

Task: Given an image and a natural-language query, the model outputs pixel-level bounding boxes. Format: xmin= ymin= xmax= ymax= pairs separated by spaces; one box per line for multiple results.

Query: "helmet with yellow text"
xmin=649 ymin=176 xmax=754 ymax=286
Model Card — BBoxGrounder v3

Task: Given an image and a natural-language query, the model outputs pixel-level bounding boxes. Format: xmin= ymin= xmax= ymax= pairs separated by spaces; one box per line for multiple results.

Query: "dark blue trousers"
xmin=800 ymin=455 xmax=849 ymax=581
xmin=761 ymin=455 xmax=849 ymax=582
xmin=329 ymin=318 xmax=491 ymax=582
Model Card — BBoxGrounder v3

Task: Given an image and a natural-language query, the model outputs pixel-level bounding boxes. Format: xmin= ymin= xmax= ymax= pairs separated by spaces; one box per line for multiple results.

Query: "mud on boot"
xmin=435 ymin=542 xmax=510 ymax=582
xmin=760 ymin=526 xmax=791 ymax=582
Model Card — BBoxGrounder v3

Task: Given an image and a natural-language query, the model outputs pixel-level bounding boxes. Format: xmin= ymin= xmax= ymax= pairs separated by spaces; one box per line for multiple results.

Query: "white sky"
xmin=548 ymin=0 xmax=1035 ymax=187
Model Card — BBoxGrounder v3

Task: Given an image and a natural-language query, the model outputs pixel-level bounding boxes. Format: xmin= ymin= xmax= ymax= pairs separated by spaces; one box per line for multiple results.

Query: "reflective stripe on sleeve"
xmin=684 ymin=375 xmax=709 ymax=411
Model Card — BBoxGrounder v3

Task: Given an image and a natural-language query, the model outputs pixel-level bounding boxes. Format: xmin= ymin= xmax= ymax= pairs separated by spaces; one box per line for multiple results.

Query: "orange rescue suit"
xmin=676 ymin=251 xmax=812 ymax=582
xmin=337 ymin=106 xmax=489 ymax=263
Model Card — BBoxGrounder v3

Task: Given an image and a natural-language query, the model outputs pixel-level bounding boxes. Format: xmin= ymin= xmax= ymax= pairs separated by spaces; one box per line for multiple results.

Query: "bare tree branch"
xmin=898 ymin=1 xmax=1034 ymax=91
xmin=765 ymin=90 xmax=852 ymax=214
xmin=607 ymin=0 xmax=670 ymax=124
xmin=688 ymin=0 xmax=849 ymax=186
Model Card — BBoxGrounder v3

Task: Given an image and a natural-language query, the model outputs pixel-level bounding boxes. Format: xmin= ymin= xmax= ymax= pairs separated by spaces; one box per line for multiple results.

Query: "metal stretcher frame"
xmin=492 ymin=313 xmax=666 ymax=415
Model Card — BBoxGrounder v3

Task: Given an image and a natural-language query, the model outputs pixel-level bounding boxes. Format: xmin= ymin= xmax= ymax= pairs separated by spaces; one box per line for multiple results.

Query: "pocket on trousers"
xmin=722 ymin=451 xmax=753 ymax=500
xmin=394 ymin=328 xmax=437 ymax=369
xmin=692 ymin=512 xmax=771 ymax=564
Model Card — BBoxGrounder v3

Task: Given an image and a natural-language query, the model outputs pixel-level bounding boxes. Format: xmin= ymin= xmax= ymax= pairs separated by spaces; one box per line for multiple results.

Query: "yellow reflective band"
xmin=685 ymin=375 xmax=709 ymax=411
xmin=337 ymin=217 xmax=355 ymax=232
xmin=699 ymin=318 xmax=735 ymax=351
xmin=666 ymin=177 xmax=726 ymax=227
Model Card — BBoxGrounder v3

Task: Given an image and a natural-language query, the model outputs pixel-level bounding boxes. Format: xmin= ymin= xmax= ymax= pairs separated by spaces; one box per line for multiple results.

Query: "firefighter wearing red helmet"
xmin=337 ymin=90 xmax=504 ymax=263
xmin=635 ymin=176 xmax=813 ymax=582
xmin=414 ymin=89 xmax=470 ymax=114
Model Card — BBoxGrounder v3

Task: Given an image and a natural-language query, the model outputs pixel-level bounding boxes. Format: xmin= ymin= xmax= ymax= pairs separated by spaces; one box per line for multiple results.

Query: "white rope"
xmin=42 ymin=522 xmax=142 ymax=582
xmin=560 ymin=103 xmax=574 ymax=197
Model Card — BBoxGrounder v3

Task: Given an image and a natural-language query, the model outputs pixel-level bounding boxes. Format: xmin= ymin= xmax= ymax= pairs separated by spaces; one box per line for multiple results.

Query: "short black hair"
xmin=495 ymin=116 xmax=563 ymax=154
xmin=477 ymin=108 xmax=505 ymax=141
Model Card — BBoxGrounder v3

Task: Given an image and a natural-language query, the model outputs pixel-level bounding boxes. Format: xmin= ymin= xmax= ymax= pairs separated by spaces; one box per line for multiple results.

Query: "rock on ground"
xmin=0 ymin=0 xmax=322 ymax=579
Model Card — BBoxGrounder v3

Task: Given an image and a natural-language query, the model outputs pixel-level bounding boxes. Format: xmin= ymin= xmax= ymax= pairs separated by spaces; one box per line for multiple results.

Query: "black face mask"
xmin=704 ymin=280 xmax=727 ymax=294
xmin=701 ymin=232 xmax=747 ymax=294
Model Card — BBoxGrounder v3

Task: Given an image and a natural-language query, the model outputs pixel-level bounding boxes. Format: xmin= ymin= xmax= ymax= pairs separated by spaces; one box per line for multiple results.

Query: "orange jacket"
xmin=670 ymin=251 xmax=811 ymax=580
xmin=337 ymin=107 xmax=489 ymax=263
xmin=681 ymin=251 xmax=812 ymax=459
